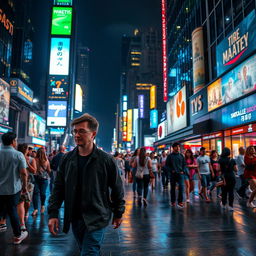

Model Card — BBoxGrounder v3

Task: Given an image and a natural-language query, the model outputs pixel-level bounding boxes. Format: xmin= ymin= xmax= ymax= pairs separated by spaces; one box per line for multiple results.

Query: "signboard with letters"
xmin=47 ymin=100 xmax=67 ymax=127
xmin=51 ymin=7 xmax=72 ymax=35
xmin=216 ymin=10 xmax=256 ymax=76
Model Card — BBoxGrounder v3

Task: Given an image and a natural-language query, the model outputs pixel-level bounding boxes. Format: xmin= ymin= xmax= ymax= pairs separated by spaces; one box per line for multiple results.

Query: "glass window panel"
xmin=225 ymin=136 xmax=232 ymax=149
xmin=232 ymin=135 xmax=245 ymax=157
xmin=216 ymin=2 xmax=223 ymax=37
xmin=209 ymin=13 xmax=216 ymax=44
xmin=223 ymin=0 xmax=232 ymax=28
xmin=245 ymin=132 xmax=256 ymax=147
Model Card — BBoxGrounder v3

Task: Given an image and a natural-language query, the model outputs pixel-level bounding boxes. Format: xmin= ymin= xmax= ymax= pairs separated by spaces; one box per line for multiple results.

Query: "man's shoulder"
xmin=96 ymin=148 xmax=113 ymax=161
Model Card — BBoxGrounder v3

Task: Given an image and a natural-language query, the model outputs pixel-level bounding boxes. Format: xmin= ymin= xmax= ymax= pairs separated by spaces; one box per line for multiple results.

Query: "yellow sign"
xmin=150 ymin=85 xmax=157 ymax=109
xmin=127 ymin=109 xmax=133 ymax=142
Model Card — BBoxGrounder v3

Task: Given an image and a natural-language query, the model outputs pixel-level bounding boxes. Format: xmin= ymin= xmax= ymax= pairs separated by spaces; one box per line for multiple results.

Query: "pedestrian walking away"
xmin=48 ymin=113 xmax=125 ymax=256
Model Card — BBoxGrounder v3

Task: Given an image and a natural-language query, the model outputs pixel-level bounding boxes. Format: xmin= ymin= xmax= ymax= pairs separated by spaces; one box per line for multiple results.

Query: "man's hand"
xmin=48 ymin=218 xmax=59 ymax=235
xmin=112 ymin=218 xmax=122 ymax=229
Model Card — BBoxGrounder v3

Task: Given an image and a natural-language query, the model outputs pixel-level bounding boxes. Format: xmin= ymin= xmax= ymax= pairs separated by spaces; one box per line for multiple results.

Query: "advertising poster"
xmin=47 ymin=100 xmax=67 ymax=126
xmin=51 ymin=7 xmax=72 ymax=35
xmin=221 ymin=53 xmax=256 ymax=104
xmin=54 ymin=0 xmax=73 ymax=6
xmin=150 ymin=109 xmax=158 ymax=128
xmin=49 ymin=38 xmax=70 ymax=75
xmin=222 ymin=93 xmax=256 ymax=127
xmin=167 ymin=86 xmax=187 ymax=134
xmin=75 ymin=84 xmax=83 ymax=112
xmin=157 ymin=120 xmax=167 ymax=140
xmin=138 ymin=95 xmax=144 ymax=118
xmin=48 ymin=75 xmax=69 ymax=100
xmin=9 ymin=78 xmax=33 ymax=105
xmin=216 ymin=11 xmax=256 ymax=76
xmin=150 ymin=85 xmax=156 ymax=109
xmin=192 ymin=27 xmax=205 ymax=94
xmin=127 ymin=109 xmax=133 ymax=142
xmin=190 ymin=87 xmax=208 ymax=121
xmin=207 ymin=79 xmax=222 ymax=111
xmin=0 ymin=79 xmax=10 ymax=125
xmin=28 ymin=112 xmax=46 ymax=139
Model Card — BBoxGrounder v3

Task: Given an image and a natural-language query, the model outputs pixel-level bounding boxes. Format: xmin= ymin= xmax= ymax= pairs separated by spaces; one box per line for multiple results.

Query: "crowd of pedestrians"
xmin=0 ymin=113 xmax=256 ymax=255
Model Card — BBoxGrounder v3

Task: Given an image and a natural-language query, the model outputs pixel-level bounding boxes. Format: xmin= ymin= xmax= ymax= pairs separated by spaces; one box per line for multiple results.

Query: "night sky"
xmin=31 ymin=0 xmax=161 ymax=151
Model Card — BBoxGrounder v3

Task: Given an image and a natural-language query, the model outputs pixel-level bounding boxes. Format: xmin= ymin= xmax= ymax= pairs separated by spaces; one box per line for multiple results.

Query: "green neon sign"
xmin=51 ymin=7 xmax=72 ymax=35
xmin=54 ymin=0 xmax=73 ymax=6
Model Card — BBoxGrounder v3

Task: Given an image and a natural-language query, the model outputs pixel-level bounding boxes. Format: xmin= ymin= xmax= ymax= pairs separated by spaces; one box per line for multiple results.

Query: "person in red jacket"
xmin=244 ymin=146 xmax=256 ymax=208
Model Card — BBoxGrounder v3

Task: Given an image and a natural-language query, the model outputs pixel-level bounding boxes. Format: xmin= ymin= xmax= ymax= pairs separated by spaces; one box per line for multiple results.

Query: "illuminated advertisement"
xmin=9 ymin=78 xmax=33 ymax=105
xmin=127 ymin=109 xmax=133 ymax=142
xmin=161 ymin=0 xmax=168 ymax=102
xmin=157 ymin=120 xmax=167 ymax=140
xmin=138 ymin=95 xmax=144 ymax=118
xmin=0 ymin=8 xmax=14 ymax=36
xmin=192 ymin=27 xmax=205 ymax=94
xmin=54 ymin=0 xmax=73 ymax=6
xmin=133 ymin=109 xmax=139 ymax=148
xmin=216 ymin=11 xmax=256 ymax=76
xmin=167 ymin=86 xmax=187 ymax=134
xmin=144 ymin=136 xmax=155 ymax=147
xmin=207 ymin=79 xmax=222 ymax=111
xmin=50 ymin=127 xmax=65 ymax=135
xmin=32 ymin=137 xmax=46 ymax=146
xmin=51 ymin=7 xmax=72 ymax=35
xmin=190 ymin=87 xmax=208 ymax=121
xmin=28 ymin=112 xmax=46 ymax=139
xmin=222 ymin=93 xmax=256 ymax=127
xmin=48 ymin=75 xmax=69 ymax=100
xmin=47 ymin=100 xmax=67 ymax=126
xmin=0 ymin=79 xmax=10 ymax=125
xmin=122 ymin=95 xmax=128 ymax=141
xmin=75 ymin=84 xmax=83 ymax=112
xmin=208 ymin=53 xmax=256 ymax=111
xmin=49 ymin=38 xmax=70 ymax=75
xmin=150 ymin=109 xmax=158 ymax=129
xmin=150 ymin=85 xmax=157 ymax=109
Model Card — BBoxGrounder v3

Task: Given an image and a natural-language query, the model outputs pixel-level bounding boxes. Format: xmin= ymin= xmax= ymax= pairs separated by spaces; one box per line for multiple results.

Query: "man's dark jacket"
xmin=48 ymin=145 xmax=125 ymax=233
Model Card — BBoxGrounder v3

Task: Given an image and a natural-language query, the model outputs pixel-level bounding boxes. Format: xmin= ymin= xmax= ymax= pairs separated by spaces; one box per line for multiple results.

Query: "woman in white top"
xmin=133 ymin=147 xmax=152 ymax=207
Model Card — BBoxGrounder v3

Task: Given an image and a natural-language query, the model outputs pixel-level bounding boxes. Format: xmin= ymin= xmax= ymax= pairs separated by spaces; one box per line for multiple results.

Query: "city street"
xmin=1 ymin=180 xmax=256 ymax=256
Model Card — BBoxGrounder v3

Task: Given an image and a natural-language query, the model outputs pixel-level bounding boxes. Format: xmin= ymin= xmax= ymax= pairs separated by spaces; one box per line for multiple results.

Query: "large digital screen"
xmin=54 ymin=0 xmax=73 ymax=6
xmin=150 ymin=109 xmax=158 ymax=128
xmin=167 ymin=86 xmax=187 ymax=134
xmin=157 ymin=120 xmax=167 ymax=140
xmin=75 ymin=84 xmax=83 ymax=112
xmin=47 ymin=100 xmax=67 ymax=127
xmin=9 ymin=78 xmax=33 ymax=105
xmin=49 ymin=38 xmax=70 ymax=75
xmin=208 ymin=53 xmax=256 ymax=111
xmin=51 ymin=7 xmax=72 ymax=35
xmin=150 ymin=85 xmax=156 ymax=109
xmin=0 ymin=79 xmax=10 ymax=125
xmin=138 ymin=95 xmax=144 ymax=118
xmin=28 ymin=112 xmax=46 ymax=139
xmin=127 ymin=109 xmax=133 ymax=142
xmin=48 ymin=75 xmax=69 ymax=100
xmin=216 ymin=11 xmax=256 ymax=76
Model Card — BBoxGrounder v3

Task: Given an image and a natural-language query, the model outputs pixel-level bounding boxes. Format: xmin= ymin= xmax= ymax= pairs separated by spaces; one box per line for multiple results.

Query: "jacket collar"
xmin=71 ymin=144 xmax=98 ymax=159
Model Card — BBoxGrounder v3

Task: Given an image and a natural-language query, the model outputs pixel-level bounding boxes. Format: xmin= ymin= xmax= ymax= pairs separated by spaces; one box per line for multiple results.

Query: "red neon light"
xmin=224 ymin=48 xmax=247 ymax=66
xmin=162 ymin=0 xmax=168 ymax=102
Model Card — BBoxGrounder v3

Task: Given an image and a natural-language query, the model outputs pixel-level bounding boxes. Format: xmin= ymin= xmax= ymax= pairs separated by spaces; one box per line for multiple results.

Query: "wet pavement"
xmin=1 ymin=178 xmax=256 ymax=256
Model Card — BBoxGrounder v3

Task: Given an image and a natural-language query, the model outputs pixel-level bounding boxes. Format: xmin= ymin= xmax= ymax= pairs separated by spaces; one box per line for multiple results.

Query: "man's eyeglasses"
xmin=71 ymin=129 xmax=92 ymax=135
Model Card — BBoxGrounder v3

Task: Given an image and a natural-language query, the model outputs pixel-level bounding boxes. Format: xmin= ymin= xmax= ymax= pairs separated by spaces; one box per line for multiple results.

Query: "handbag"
xmin=135 ymin=166 xmax=144 ymax=179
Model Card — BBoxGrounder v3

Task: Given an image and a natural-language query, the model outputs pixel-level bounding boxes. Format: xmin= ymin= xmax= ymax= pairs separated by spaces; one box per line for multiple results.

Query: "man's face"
xmin=73 ymin=122 xmax=96 ymax=148
xmin=12 ymin=138 xmax=17 ymax=149
xmin=200 ymin=149 xmax=205 ymax=156
xmin=173 ymin=145 xmax=180 ymax=153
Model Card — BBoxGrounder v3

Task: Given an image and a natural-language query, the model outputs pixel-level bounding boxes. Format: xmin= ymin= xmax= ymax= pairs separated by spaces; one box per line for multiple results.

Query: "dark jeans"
xmin=161 ymin=168 xmax=169 ymax=187
xmin=0 ymin=192 xmax=21 ymax=237
xmin=237 ymin=174 xmax=249 ymax=198
xmin=33 ymin=176 xmax=48 ymax=210
xmin=49 ymin=171 xmax=57 ymax=194
xmin=132 ymin=168 xmax=137 ymax=193
xmin=221 ymin=178 xmax=236 ymax=207
xmin=72 ymin=218 xmax=105 ymax=256
xmin=136 ymin=175 xmax=150 ymax=199
xmin=170 ymin=172 xmax=185 ymax=204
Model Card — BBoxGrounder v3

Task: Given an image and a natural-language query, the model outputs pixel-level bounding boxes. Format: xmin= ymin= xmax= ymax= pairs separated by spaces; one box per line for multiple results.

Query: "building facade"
xmin=155 ymin=0 xmax=256 ymax=156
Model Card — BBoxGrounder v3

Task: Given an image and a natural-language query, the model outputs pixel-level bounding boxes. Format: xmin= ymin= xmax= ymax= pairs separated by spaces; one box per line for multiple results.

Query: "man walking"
xmin=48 ymin=113 xmax=125 ymax=255
xmin=50 ymin=145 xmax=65 ymax=193
xmin=166 ymin=142 xmax=186 ymax=208
xmin=0 ymin=132 xmax=28 ymax=244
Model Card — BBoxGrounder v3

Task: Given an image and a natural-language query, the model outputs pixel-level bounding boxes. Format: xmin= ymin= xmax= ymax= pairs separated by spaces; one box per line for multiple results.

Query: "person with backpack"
xmin=218 ymin=147 xmax=238 ymax=211
xmin=166 ymin=142 xmax=186 ymax=208
xmin=132 ymin=147 xmax=152 ymax=207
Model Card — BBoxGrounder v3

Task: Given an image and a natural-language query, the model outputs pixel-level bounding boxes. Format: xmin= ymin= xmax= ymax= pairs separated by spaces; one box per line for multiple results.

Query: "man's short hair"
xmin=1 ymin=132 xmax=17 ymax=146
xmin=200 ymin=147 xmax=206 ymax=151
xmin=71 ymin=113 xmax=99 ymax=133
xmin=172 ymin=142 xmax=180 ymax=148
